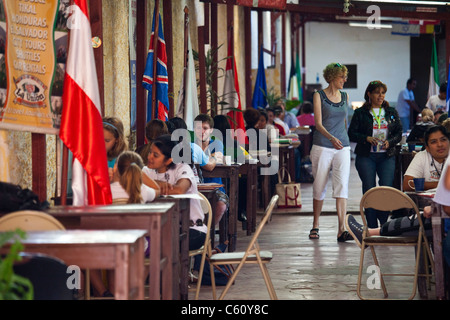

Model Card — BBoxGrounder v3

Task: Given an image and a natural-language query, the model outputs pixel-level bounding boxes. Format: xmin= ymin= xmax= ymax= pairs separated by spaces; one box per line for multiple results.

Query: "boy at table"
xmin=193 ymin=114 xmax=229 ymax=225
xmin=403 ymin=125 xmax=449 ymax=192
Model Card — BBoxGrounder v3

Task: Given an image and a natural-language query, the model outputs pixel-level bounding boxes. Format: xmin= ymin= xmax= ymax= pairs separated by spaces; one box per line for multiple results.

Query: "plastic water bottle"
xmin=316 ymin=73 xmax=319 ymax=83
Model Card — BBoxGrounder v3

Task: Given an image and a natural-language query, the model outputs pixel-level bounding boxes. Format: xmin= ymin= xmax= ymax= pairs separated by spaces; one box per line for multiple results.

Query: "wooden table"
xmin=274 ymin=144 xmax=298 ymax=182
xmin=394 ymin=148 xmax=415 ymax=191
xmin=202 ymin=164 xmax=240 ymax=252
xmin=45 ymin=203 xmax=174 ymax=300
xmin=0 ymin=229 xmax=147 ymax=300
xmin=297 ymin=128 xmax=313 ymax=157
xmin=154 ymin=197 xmax=190 ymax=300
xmin=431 ymin=202 xmax=450 ymax=300
xmin=239 ymin=162 xmax=258 ymax=235
xmin=198 ymin=183 xmax=223 ymax=248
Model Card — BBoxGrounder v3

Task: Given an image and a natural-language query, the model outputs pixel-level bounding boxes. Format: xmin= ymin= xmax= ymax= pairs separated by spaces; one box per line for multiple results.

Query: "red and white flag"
xmin=59 ymin=0 xmax=112 ymax=206
xmin=221 ymin=39 xmax=246 ymax=144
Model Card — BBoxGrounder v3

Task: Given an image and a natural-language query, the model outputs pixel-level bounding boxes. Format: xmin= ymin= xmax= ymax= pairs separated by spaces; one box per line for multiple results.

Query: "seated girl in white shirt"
xmin=142 ymin=134 xmax=207 ymax=250
xmin=111 ymin=151 xmax=160 ymax=203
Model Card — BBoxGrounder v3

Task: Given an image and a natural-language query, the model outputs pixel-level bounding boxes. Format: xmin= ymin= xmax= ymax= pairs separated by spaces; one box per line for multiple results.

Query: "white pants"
xmin=310 ymin=145 xmax=351 ymax=200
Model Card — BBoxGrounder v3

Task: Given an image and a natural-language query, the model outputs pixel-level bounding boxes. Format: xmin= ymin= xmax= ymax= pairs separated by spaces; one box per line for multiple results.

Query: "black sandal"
xmin=309 ymin=228 xmax=319 ymax=239
xmin=337 ymin=231 xmax=352 ymax=242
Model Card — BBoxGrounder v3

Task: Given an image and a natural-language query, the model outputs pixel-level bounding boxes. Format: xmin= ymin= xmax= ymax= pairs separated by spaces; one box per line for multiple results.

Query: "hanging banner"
xmin=0 ymin=0 xmax=60 ymax=134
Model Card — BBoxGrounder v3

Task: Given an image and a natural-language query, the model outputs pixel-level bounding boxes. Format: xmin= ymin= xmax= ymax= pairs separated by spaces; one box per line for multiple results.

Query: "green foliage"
xmin=263 ymin=87 xmax=284 ymax=108
xmin=285 ymin=99 xmax=301 ymax=112
xmin=193 ymin=44 xmax=236 ymax=118
xmin=0 ymin=229 xmax=33 ymax=300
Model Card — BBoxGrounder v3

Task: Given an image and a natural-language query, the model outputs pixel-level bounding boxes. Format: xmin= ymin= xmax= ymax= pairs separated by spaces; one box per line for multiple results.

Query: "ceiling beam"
xmin=200 ymin=0 xmax=450 ymax=20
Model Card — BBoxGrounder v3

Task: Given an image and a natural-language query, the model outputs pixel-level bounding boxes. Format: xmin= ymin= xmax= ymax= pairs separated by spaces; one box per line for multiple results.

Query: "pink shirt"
xmin=297 ymin=114 xmax=315 ymax=126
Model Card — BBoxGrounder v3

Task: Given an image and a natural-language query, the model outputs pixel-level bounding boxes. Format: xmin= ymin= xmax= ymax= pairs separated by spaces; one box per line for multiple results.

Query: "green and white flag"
xmin=428 ymin=36 xmax=440 ymax=99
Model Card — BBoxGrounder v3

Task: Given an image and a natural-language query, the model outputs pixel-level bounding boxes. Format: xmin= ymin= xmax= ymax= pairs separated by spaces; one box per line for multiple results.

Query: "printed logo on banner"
xmin=13 ymin=74 xmax=47 ymax=108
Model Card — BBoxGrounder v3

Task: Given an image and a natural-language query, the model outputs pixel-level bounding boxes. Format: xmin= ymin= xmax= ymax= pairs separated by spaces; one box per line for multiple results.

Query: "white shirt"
xmin=110 ymin=181 xmax=156 ymax=203
xmin=142 ymin=163 xmax=206 ymax=234
xmin=433 ymin=156 xmax=450 ymax=206
xmin=274 ymin=118 xmax=290 ymax=136
xmin=404 ymin=150 xmax=444 ymax=182
xmin=425 ymin=95 xmax=447 ymax=113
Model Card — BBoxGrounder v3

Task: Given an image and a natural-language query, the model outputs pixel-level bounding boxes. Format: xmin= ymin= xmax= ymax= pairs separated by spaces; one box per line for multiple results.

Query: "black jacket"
xmin=348 ymin=105 xmax=402 ymax=157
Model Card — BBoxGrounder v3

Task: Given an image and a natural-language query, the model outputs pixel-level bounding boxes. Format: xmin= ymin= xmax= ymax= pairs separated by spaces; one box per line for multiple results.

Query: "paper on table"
xmin=415 ymin=188 xmax=436 ymax=197
xmin=160 ymin=194 xmax=203 ymax=200
xmin=198 ymin=183 xmax=224 ymax=191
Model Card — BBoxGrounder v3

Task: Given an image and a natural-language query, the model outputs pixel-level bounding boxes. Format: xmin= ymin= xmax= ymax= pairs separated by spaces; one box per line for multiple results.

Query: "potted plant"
xmin=193 ymin=44 xmax=239 ymax=119
xmin=0 ymin=229 xmax=33 ymax=300
xmin=263 ymin=86 xmax=284 ymax=108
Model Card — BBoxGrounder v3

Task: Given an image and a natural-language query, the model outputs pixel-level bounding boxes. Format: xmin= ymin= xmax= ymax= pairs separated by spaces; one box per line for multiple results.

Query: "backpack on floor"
xmin=193 ymin=242 xmax=235 ymax=286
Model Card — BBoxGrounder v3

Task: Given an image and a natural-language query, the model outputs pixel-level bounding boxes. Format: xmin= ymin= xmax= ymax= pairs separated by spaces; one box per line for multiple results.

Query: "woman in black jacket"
xmin=348 ymin=80 xmax=402 ymax=228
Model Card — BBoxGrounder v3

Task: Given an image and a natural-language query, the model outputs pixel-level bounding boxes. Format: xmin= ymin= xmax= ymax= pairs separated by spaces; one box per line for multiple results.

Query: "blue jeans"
xmin=400 ymin=116 xmax=409 ymax=133
xmin=355 ymin=153 xmax=396 ymax=228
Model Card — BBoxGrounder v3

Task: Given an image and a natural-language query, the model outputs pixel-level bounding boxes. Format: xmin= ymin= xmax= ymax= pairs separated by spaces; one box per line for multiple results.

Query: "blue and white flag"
xmin=391 ymin=21 xmax=420 ymax=37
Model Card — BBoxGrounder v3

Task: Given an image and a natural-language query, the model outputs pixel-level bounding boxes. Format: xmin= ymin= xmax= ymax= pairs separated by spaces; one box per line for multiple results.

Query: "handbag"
xmin=275 ymin=167 xmax=302 ymax=208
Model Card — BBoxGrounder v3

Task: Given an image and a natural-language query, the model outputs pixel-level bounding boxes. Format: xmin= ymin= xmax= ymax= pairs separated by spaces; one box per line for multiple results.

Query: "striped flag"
xmin=287 ymin=57 xmax=299 ymax=100
xmin=221 ymin=39 xmax=246 ymax=144
xmin=142 ymin=6 xmax=169 ymax=122
xmin=175 ymin=29 xmax=199 ymax=131
xmin=428 ymin=36 xmax=440 ymax=99
xmin=59 ymin=0 xmax=112 ymax=206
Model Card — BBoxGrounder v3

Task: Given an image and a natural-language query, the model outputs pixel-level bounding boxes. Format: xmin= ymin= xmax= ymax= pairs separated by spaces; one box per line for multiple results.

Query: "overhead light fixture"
xmin=352 ymin=0 xmax=450 ymax=5
xmin=348 ymin=22 xmax=393 ymax=28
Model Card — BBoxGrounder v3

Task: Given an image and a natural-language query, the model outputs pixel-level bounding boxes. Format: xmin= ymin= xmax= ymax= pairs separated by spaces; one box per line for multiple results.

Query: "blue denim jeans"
xmin=355 ymin=152 xmax=396 ymax=228
xmin=400 ymin=116 xmax=410 ymax=133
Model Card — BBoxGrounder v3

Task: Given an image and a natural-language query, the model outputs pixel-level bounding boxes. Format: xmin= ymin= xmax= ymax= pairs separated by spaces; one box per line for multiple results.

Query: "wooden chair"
xmin=356 ymin=186 xmax=434 ymax=300
xmin=189 ymin=192 xmax=213 ymax=300
xmin=209 ymin=195 xmax=279 ymax=300
xmin=0 ymin=210 xmax=65 ymax=231
xmin=0 ymin=211 xmax=76 ymax=300
xmin=0 ymin=210 xmax=96 ymax=300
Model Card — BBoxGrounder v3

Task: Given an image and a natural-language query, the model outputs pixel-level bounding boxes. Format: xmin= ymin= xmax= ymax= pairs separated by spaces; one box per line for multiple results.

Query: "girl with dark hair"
xmin=111 ymin=151 xmax=159 ymax=203
xmin=213 ymin=114 xmax=245 ymax=161
xmin=135 ymin=119 xmax=168 ymax=164
xmin=142 ymin=134 xmax=207 ymax=250
xmin=103 ymin=116 xmax=128 ymax=169
xmin=348 ymin=80 xmax=403 ymax=228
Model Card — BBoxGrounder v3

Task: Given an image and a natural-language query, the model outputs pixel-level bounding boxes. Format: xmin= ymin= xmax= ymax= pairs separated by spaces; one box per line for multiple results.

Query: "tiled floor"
xmin=190 ymin=159 xmax=439 ymax=300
